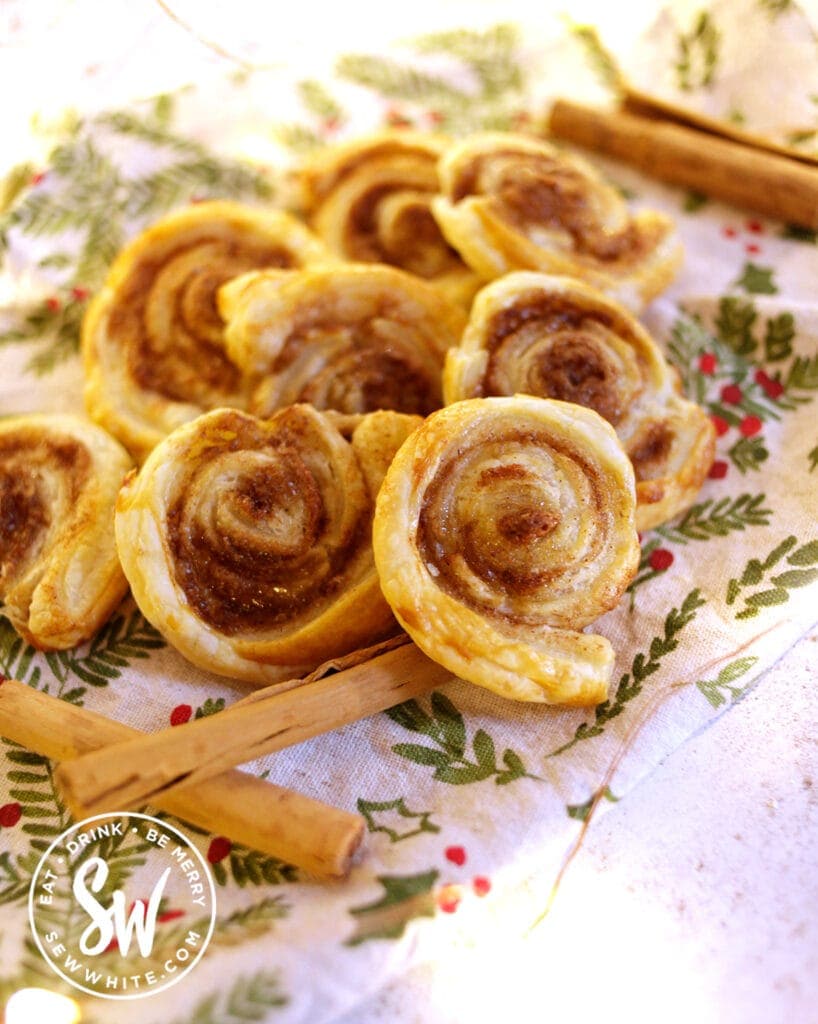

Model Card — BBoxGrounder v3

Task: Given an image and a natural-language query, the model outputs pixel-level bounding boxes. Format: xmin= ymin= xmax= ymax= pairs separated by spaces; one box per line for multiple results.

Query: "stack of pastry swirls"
xmin=3 ymin=130 xmax=716 ymax=705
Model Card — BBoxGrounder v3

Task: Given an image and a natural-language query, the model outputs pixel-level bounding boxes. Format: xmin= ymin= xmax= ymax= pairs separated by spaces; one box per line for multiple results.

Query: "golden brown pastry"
xmin=295 ymin=132 xmax=480 ymax=307
xmin=82 ymin=200 xmax=334 ymax=462
xmin=444 ymin=273 xmax=716 ymax=531
xmin=115 ymin=404 xmax=419 ymax=685
xmin=373 ymin=396 xmax=640 ymax=705
xmin=431 ymin=132 xmax=682 ymax=310
xmin=218 ymin=263 xmax=467 ymax=419
xmin=0 ymin=414 xmax=132 ymax=649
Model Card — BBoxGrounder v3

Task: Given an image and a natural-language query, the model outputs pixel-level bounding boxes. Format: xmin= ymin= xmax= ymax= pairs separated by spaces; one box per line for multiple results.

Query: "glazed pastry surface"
xmin=82 ymin=200 xmax=333 ymax=461
xmin=432 ymin=132 xmax=682 ymax=310
xmin=219 ymin=263 xmax=467 ymax=419
xmin=296 ymin=132 xmax=480 ymax=306
xmin=444 ymin=273 xmax=716 ymax=530
xmin=373 ymin=396 xmax=640 ymax=705
xmin=0 ymin=414 xmax=132 ymax=649
xmin=115 ymin=405 xmax=419 ymax=684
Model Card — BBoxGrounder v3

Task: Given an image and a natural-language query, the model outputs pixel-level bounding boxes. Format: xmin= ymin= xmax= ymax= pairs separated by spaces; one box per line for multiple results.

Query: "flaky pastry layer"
xmin=82 ymin=200 xmax=334 ymax=462
xmin=373 ymin=396 xmax=640 ymax=705
xmin=0 ymin=414 xmax=132 ymax=649
xmin=295 ymin=132 xmax=480 ymax=307
xmin=432 ymin=132 xmax=682 ymax=311
xmin=444 ymin=272 xmax=716 ymax=530
xmin=115 ymin=405 xmax=419 ymax=685
xmin=219 ymin=263 xmax=467 ymax=419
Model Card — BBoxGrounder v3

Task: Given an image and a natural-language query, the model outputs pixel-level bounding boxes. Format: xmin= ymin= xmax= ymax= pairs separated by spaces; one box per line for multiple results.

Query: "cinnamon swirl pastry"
xmin=296 ymin=132 xmax=480 ymax=307
xmin=218 ymin=263 xmax=467 ymax=419
xmin=82 ymin=201 xmax=333 ymax=462
xmin=372 ymin=396 xmax=640 ymax=705
xmin=444 ymin=273 xmax=716 ymax=530
xmin=0 ymin=414 xmax=132 ymax=649
xmin=431 ymin=132 xmax=682 ymax=310
xmin=114 ymin=405 xmax=419 ymax=685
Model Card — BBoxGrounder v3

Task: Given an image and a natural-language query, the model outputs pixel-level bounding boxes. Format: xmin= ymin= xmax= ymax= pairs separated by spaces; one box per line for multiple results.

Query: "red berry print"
xmin=472 ymin=876 xmax=491 ymax=897
xmin=698 ymin=352 xmax=717 ymax=375
xmin=746 ymin=219 xmax=763 ymax=233
xmin=31 ymin=171 xmax=46 ymax=186
xmin=740 ymin=415 xmax=762 ymax=437
xmin=385 ymin=107 xmax=411 ymax=128
xmin=0 ymin=802 xmax=22 ymax=828
xmin=426 ymin=109 xmax=445 ymax=127
xmin=720 ymin=383 xmax=743 ymax=404
xmin=436 ymin=884 xmax=461 ymax=914
xmin=207 ymin=836 xmax=232 ymax=863
xmin=722 ymin=225 xmax=737 ymax=238
xmin=709 ymin=460 xmax=729 ymax=480
xmin=158 ymin=908 xmax=186 ymax=923
xmin=45 ymin=296 xmax=61 ymax=313
xmin=745 ymin=242 xmax=761 ymax=256
xmin=754 ymin=369 xmax=784 ymax=399
xmin=711 ymin=414 xmax=730 ymax=437
xmin=649 ymin=548 xmax=674 ymax=572
xmin=170 ymin=704 xmax=192 ymax=726
xmin=71 ymin=285 xmax=90 ymax=302
xmin=445 ymin=845 xmax=467 ymax=867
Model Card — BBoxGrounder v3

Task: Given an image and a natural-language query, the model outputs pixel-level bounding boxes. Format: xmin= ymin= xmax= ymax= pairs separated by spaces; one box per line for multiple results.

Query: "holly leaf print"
xmin=735 ymin=262 xmax=778 ymax=295
xmin=357 ymin=797 xmax=440 ymax=843
xmin=347 ymin=870 xmax=439 ymax=945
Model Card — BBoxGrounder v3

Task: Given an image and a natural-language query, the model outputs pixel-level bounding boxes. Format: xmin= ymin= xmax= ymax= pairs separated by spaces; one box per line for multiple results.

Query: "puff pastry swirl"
xmin=444 ymin=273 xmax=716 ymax=530
xmin=219 ymin=263 xmax=467 ymax=419
xmin=373 ymin=396 xmax=640 ymax=705
xmin=115 ymin=405 xmax=418 ymax=685
xmin=432 ymin=132 xmax=682 ymax=310
xmin=0 ymin=414 xmax=132 ymax=649
xmin=82 ymin=200 xmax=333 ymax=461
xmin=296 ymin=132 xmax=480 ymax=306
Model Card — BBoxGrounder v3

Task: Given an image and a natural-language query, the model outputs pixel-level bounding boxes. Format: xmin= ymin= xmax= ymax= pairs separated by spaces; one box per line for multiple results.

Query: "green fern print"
xmin=552 ymin=589 xmax=706 ymax=756
xmin=336 ymin=24 xmax=529 ymax=135
xmin=727 ymin=536 xmax=818 ymax=618
xmin=387 ymin=691 xmax=540 ymax=785
xmin=0 ymin=92 xmax=273 ymax=374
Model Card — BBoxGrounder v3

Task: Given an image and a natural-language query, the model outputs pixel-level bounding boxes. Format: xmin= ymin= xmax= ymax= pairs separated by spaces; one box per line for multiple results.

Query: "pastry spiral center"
xmin=417 ymin=429 xmax=606 ymax=624
xmin=166 ymin=412 xmax=369 ymax=635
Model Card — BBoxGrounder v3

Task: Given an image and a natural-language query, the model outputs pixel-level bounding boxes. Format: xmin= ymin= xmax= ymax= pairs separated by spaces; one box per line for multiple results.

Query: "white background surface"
xmin=2 ymin=3 xmax=817 ymax=1021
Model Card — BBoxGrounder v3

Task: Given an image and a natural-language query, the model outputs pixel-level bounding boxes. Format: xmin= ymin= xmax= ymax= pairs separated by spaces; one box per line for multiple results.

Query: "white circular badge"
xmin=28 ymin=812 xmax=216 ymax=1000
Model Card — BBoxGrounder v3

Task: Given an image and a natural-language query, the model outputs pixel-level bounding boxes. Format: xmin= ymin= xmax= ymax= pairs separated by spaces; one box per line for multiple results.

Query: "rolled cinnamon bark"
xmin=54 ymin=641 xmax=452 ymax=821
xmin=548 ymin=99 xmax=818 ymax=230
xmin=0 ymin=677 xmax=364 ymax=878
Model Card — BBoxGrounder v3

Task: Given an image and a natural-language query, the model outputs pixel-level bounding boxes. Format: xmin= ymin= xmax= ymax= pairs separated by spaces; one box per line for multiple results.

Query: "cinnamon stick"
xmin=0 ymin=678 xmax=364 ymax=878
xmin=55 ymin=641 xmax=452 ymax=821
xmin=548 ymin=98 xmax=818 ymax=230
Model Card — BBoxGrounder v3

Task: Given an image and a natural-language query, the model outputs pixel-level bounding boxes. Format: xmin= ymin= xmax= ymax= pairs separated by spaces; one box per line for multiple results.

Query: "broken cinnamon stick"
xmin=0 ymin=677 xmax=364 ymax=878
xmin=548 ymin=98 xmax=818 ymax=230
xmin=54 ymin=641 xmax=452 ymax=822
